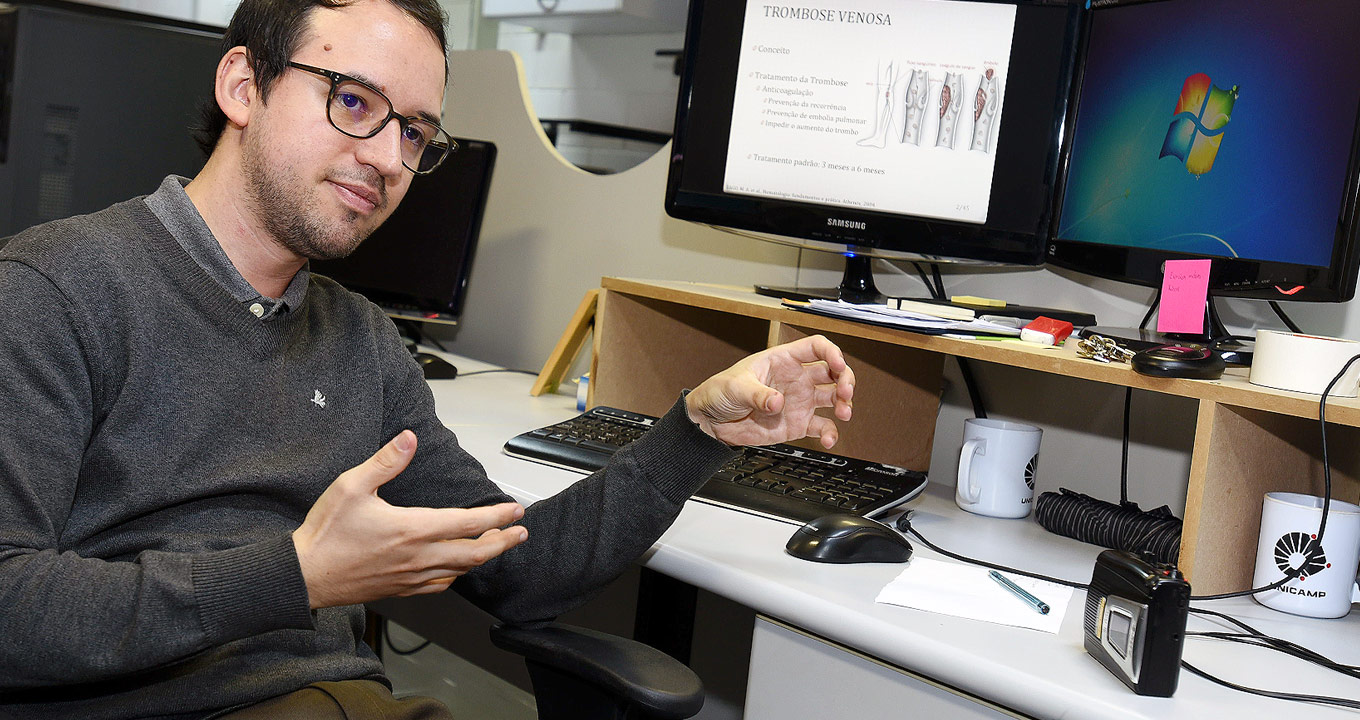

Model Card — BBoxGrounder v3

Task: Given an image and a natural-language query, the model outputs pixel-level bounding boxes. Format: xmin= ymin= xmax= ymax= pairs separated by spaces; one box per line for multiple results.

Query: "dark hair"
xmin=191 ymin=0 xmax=448 ymax=156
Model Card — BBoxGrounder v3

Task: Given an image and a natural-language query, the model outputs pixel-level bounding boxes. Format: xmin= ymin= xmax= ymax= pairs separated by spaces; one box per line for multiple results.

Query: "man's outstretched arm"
xmin=366 ymin=334 xmax=857 ymax=623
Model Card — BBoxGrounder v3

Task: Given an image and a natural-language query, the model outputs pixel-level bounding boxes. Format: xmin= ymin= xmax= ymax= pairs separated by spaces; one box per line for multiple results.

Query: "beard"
xmin=241 ymin=127 xmax=390 ymax=261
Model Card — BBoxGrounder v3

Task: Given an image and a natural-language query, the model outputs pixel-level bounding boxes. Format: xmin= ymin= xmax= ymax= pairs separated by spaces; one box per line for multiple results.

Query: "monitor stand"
xmin=754 ymin=254 xmax=884 ymax=304
xmin=1078 ymin=296 xmax=1253 ymax=365
xmin=754 ymin=253 xmax=1098 ymax=326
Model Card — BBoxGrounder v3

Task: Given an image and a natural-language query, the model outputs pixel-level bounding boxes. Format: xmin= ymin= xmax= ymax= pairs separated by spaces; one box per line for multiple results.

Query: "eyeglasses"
xmin=288 ymin=61 xmax=455 ymax=174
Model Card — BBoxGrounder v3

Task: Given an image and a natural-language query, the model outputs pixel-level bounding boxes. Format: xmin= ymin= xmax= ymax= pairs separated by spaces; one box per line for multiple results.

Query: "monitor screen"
xmin=665 ymin=0 xmax=1082 ymax=286
xmin=312 ymin=138 xmax=496 ymax=321
xmin=1050 ymin=0 xmax=1360 ymax=302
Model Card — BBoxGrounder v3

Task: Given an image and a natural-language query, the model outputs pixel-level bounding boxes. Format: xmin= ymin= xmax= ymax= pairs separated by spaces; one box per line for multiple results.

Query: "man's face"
xmin=242 ymin=0 xmax=447 ymax=261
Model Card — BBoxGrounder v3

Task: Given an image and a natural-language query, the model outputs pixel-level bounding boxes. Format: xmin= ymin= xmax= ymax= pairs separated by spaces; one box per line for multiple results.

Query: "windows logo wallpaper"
xmin=1056 ymin=0 xmax=1360 ymax=269
xmin=1158 ymin=73 xmax=1237 ymax=177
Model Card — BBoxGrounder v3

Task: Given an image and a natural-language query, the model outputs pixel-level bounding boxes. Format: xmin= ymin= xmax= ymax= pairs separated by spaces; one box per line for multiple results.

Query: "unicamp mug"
xmin=1251 ymin=492 xmax=1360 ymax=619
xmin=956 ymin=419 xmax=1041 ymax=518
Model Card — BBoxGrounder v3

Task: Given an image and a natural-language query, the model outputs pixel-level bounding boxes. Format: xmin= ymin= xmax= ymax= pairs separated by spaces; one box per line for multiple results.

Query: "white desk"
xmin=430 ymin=353 xmax=1360 ymax=719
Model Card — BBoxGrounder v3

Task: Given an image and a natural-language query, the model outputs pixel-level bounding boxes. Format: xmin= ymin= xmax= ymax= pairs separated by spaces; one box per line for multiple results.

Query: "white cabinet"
xmin=481 ymin=0 xmax=686 ymax=34
xmin=745 ymin=617 xmax=1030 ymax=719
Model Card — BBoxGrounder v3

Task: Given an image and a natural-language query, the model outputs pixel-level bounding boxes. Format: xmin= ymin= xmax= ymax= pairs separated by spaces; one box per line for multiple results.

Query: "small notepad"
xmin=875 ymin=558 xmax=1074 ymax=633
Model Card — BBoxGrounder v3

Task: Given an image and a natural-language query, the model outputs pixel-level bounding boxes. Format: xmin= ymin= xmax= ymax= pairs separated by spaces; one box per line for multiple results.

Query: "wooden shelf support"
xmin=531 ymin=288 xmax=598 ymax=396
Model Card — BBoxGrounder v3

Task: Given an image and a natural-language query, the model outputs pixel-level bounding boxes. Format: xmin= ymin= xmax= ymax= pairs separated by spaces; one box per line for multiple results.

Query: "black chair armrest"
xmin=490 ymin=622 xmax=704 ymax=720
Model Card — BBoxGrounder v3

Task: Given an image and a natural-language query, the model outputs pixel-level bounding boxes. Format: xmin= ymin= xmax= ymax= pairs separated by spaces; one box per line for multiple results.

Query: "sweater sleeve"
xmin=0 ymin=261 xmax=314 ymax=689
xmin=371 ymin=309 xmax=736 ymax=623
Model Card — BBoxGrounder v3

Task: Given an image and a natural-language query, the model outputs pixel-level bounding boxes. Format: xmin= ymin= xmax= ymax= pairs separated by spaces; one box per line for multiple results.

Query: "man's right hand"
xmin=291 ymin=430 xmax=528 ymax=609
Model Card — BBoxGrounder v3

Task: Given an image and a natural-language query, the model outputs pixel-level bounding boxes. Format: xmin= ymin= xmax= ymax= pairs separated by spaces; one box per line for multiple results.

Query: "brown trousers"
xmin=216 ymin=680 xmax=455 ymax=720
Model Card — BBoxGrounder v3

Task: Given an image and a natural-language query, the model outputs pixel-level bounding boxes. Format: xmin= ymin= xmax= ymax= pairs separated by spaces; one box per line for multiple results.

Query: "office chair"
xmin=490 ymin=621 xmax=705 ymax=720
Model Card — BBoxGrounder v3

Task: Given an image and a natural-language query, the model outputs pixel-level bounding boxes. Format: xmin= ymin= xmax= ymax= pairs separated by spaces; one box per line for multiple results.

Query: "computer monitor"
xmin=0 ymin=1 xmax=221 ymax=237
xmin=1050 ymin=0 xmax=1360 ymax=309
xmin=664 ymin=0 xmax=1082 ymax=302
xmin=312 ymin=138 xmax=496 ymax=324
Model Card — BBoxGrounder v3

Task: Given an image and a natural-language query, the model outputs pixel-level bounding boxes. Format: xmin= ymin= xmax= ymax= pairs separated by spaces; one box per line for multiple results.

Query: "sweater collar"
xmin=143 ymin=176 xmax=309 ymax=321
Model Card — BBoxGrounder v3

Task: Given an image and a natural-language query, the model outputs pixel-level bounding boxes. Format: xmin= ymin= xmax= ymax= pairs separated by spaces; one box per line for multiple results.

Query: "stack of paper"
xmin=785 ymin=299 xmax=1022 ymax=337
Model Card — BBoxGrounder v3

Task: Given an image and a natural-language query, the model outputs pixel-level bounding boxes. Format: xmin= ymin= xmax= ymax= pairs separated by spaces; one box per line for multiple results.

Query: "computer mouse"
xmin=785 ymin=513 xmax=914 ymax=564
xmin=414 ymin=352 xmax=459 ymax=380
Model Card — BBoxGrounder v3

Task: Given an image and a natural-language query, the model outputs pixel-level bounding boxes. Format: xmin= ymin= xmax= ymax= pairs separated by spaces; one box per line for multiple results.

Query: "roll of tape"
xmin=1249 ymin=329 xmax=1360 ymax=396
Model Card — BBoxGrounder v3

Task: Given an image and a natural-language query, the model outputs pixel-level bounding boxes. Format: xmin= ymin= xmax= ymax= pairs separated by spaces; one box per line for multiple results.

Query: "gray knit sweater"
xmin=0 ymin=192 xmax=735 ymax=718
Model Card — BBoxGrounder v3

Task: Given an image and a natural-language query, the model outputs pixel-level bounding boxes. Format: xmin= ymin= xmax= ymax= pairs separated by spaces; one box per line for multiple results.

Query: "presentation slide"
xmin=723 ymin=0 xmax=1017 ymax=224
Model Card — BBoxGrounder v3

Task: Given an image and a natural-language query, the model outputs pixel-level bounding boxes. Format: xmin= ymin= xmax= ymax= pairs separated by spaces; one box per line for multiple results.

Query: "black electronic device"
xmin=1083 ymin=549 xmax=1191 ymax=697
xmin=1050 ymin=0 xmax=1360 ymax=344
xmin=312 ymin=138 xmax=496 ymax=324
xmin=665 ymin=0 xmax=1083 ymax=302
xmin=0 ymin=0 xmax=221 ymax=236
xmin=503 ymin=406 xmax=929 ymax=524
xmin=413 ymin=352 xmax=458 ymax=380
xmin=1130 ymin=344 xmax=1225 ymax=380
xmin=785 ymin=513 xmax=914 ymax=564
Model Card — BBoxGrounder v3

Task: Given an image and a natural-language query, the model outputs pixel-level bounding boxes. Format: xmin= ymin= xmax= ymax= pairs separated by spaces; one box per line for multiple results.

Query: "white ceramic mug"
xmin=956 ymin=419 xmax=1041 ymax=518
xmin=1251 ymin=492 xmax=1360 ymax=619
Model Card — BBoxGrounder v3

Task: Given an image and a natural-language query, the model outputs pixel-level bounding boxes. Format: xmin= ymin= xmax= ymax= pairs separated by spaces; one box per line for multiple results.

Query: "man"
xmin=0 ymin=0 xmax=855 ymax=716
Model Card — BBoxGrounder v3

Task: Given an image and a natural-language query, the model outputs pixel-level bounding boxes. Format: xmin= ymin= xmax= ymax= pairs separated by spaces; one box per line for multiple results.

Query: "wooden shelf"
xmin=590 ymin=278 xmax=1360 ymax=594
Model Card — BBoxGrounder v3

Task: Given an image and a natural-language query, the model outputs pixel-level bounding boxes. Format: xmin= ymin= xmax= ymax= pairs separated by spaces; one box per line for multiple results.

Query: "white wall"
xmin=494 ymin=23 xmax=682 ymax=172
xmin=439 ymin=50 xmax=801 ymax=374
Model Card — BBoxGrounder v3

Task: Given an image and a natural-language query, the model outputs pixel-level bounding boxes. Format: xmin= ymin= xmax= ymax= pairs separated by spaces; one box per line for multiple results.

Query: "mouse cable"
xmin=456 ymin=368 xmax=539 ymax=377
xmin=893 ymin=514 xmax=1087 ymax=590
xmin=1189 ymin=352 xmax=1360 ymax=600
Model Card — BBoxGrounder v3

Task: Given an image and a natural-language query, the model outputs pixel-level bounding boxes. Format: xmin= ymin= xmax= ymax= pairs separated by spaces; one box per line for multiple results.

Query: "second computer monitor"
xmin=312 ymin=138 xmax=497 ymax=323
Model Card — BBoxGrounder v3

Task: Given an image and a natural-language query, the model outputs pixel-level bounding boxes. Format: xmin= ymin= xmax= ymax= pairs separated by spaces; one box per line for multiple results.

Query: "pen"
xmin=989 ymin=570 xmax=1050 ymax=615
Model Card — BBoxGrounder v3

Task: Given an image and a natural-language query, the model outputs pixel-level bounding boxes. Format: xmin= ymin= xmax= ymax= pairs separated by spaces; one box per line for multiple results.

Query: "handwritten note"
xmin=1157 ymin=259 xmax=1212 ymax=334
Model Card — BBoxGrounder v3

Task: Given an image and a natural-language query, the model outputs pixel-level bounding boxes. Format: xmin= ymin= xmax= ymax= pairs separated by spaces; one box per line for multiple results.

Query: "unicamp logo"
xmin=1273 ymin=531 xmax=1330 ymax=580
xmin=1158 ymin=73 xmax=1239 ymax=176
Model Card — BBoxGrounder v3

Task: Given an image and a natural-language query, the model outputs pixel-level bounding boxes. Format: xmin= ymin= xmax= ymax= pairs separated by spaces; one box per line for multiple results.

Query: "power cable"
xmin=1269 ymin=301 xmax=1303 ymax=334
xmin=382 ymin=618 xmax=432 ymax=656
xmin=911 ymin=262 xmax=987 ymax=419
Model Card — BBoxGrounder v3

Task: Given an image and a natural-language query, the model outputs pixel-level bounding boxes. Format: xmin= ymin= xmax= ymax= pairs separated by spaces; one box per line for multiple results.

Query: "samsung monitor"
xmin=1050 ymin=0 xmax=1360 ymax=312
xmin=664 ymin=0 xmax=1083 ymax=302
xmin=312 ymin=138 xmax=496 ymax=324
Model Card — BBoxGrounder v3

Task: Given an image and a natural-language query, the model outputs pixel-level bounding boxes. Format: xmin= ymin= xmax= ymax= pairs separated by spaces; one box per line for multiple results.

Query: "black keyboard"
xmin=503 ymin=406 xmax=928 ymax=524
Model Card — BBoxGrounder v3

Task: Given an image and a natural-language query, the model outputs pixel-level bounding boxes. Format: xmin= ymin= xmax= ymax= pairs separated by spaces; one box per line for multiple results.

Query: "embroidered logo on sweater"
xmin=311 ymin=390 xmax=327 ymax=408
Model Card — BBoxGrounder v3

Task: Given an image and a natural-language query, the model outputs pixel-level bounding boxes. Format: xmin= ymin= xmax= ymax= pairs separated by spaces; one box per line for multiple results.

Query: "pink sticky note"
xmin=1157 ymin=259 xmax=1212 ymax=334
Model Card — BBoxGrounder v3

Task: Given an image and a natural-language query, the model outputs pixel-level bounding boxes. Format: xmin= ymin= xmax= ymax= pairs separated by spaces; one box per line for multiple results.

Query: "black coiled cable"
xmin=1033 ymin=489 xmax=1182 ymax=565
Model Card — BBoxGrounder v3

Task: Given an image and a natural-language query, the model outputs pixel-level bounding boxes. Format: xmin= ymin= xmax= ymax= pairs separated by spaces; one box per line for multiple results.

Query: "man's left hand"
xmin=685 ymin=335 xmax=854 ymax=449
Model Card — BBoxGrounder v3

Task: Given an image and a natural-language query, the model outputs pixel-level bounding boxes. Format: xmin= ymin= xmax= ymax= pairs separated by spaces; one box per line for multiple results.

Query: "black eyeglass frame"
xmin=287 ymin=61 xmax=456 ymax=174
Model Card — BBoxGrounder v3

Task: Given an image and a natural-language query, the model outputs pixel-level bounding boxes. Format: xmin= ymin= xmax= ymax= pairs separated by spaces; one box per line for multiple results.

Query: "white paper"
xmin=875 ymin=557 xmax=1073 ymax=633
xmin=793 ymin=299 xmax=1022 ymax=336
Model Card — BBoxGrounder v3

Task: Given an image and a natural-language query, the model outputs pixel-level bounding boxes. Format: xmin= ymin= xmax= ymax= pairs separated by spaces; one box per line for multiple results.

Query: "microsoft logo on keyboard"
xmin=865 ymin=465 xmax=909 ymax=476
